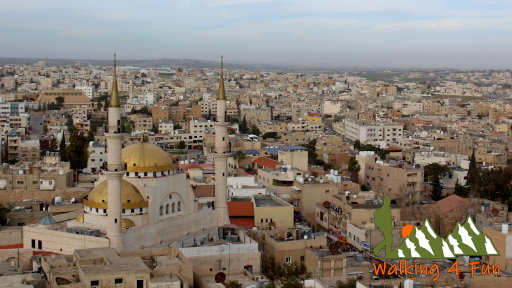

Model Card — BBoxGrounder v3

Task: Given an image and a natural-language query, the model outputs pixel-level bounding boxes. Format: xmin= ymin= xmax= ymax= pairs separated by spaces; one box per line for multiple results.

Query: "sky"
xmin=1 ymin=0 xmax=511 ymax=68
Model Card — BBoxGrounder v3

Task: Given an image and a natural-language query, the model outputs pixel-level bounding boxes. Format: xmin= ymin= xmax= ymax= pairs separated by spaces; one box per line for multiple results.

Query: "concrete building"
xmin=0 ymin=99 xmax=26 ymax=115
xmin=343 ymin=119 xmax=403 ymax=147
xmin=36 ymin=89 xmax=92 ymax=107
xmin=75 ymin=85 xmax=93 ymax=99
xmin=42 ymin=247 xmax=194 ymax=288
xmin=87 ymin=141 xmax=106 ymax=173
xmin=363 ymin=158 xmax=424 ymax=202
xmin=253 ymin=194 xmax=294 ymax=229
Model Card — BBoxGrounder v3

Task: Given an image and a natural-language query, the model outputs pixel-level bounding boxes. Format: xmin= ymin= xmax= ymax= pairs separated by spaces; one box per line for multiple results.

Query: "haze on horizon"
xmin=1 ymin=0 xmax=511 ymax=69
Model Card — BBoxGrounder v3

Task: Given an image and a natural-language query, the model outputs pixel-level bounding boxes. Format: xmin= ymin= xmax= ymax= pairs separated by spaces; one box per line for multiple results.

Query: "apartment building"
xmin=363 ymin=158 xmax=424 ymax=202
xmin=87 ymin=141 xmax=106 ymax=172
xmin=0 ymin=99 xmax=26 ymax=115
xmin=343 ymin=119 xmax=403 ymax=147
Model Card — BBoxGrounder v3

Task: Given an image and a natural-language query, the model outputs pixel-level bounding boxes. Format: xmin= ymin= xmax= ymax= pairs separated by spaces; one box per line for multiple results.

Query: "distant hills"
xmin=0 ymin=57 xmax=448 ymax=73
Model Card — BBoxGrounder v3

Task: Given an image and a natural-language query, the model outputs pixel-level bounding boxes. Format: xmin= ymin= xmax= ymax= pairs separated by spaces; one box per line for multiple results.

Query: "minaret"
xmin=105 ymin=54 xmax=124 ymax=250
xmin=214 ymin=56 xmax=230 ymax=226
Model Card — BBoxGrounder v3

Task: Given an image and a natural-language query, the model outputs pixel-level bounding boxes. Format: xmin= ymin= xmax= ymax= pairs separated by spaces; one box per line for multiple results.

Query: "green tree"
xmin=262 ymin=256 xmax=311 ymax=288
xmin=225 ymin=280 xmax=242 ymax=288
xmin=336 ymin=279 xmax=357 ymax=288
xmin=454 ymin=179 xmax=468 ymax=197
xmin=65 ymin=131 xmax=89 ymax=170
xmin=48 ymin=137 xmax=58 ymax=152
xmin=55 ymin=96 xmax=65 ymax=108
xmin=302 ymin=139 xmax=318 ymax=163
xmin=239 ymin=115 xmax=249 ymax=134
xmin=262 ymin=132 xmax=278 ymax=139
xmin=177 ymin=140 xmax=186 ymax=151
xmin=466 ymin=149 xmax=481 ymax=196
xmin=423 ymin=163 xmax=450 ymax=201
xmin=250 ymin=125 xmax=261 ymax=136
xmin=59 ymin=136 xmax=67 ymax=161
xmin=431 ymin=174 xmax=444 ymax=201
xmin=348 ymin=156 xmax=360 ymax=183
xmin=353 ymin=140 xmax=361 ymax=150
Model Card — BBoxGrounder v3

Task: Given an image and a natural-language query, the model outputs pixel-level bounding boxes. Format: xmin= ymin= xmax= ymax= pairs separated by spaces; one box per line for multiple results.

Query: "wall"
xmin=23 ymin=225 xmax=109 ymax=255
xmin=123 ymin=208 xmax=217 ymax=250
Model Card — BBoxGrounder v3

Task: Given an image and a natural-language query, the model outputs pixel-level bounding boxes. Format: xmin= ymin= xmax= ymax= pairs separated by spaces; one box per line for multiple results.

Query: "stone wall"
xmin=0 ymin=189 xmax=88 ymax=206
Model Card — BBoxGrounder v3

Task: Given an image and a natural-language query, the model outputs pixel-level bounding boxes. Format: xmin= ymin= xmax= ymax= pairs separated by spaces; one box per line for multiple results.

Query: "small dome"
xmin=122 ymin=143 xmax=176 ymax=173
xmin=84 ymin=180 xmax=148 ymax=209
xmin=121 ymin=218 xmax=136 ymax=229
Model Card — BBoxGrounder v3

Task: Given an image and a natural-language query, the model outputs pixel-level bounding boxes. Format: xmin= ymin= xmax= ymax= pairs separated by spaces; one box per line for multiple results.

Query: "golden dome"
xmin=76 ymin=213 xmax=84 ymax=223
xmin=121 ymin=219 xmax=136 ymax=229
xmin=83 ymin=180 xmax=148 ymax=209
xmin=122 ymin=143 xmax=176 ymax=173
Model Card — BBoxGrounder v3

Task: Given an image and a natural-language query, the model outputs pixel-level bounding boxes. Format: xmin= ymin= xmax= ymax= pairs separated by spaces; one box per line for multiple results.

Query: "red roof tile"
xmin=252 ymin=157 xmax=279 ymax=169
xmin=227 ymin=201 xmax=254 ymax=217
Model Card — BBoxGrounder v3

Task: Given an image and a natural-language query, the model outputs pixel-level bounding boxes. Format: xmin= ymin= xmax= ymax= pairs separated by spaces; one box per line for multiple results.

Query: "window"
xmin=137 ymin=280 xmax=144 ymax=288
xmin=177 ymin=201 xmax=181 ymax=211
xmin=300 ymin=256 xmax=305 ymax=262
xmin=285 ymin=256 xmax=291 ymax=263
xmin=31 ymin=239 xmax=35 ymax=248
xmin=159 ymin=206 xmax=163 ymax=216
xmin=37 ymin=240 xmax=42 ymax=250
xmin=115 ymin=278 xmax=123 ymax=284
xmin=91 ymin=280 xmax=99 ymax=287
xmin=172 ymin=203 xmax=175 ymax=213
xmin=165 ymin=204 xmax=169 ymax=214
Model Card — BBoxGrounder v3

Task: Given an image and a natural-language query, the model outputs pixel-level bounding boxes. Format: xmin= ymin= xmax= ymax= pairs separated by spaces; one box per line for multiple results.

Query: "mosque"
xmin=23 ymin=56 xmax=230 ymax=254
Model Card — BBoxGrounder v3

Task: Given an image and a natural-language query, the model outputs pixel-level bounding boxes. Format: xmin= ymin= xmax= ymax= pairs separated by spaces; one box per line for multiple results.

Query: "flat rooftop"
xmin=253 ymin=195 xmax=286 ymax=207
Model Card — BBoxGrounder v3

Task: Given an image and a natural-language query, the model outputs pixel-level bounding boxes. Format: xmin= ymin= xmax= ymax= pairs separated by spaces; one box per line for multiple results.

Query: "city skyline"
xmin=1 ymin=0 xmax=512 ymax=69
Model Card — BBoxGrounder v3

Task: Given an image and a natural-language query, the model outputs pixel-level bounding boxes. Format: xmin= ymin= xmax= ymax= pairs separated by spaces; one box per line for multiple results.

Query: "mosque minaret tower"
xmin=214 ymin=56 xmax=230 ymax=226
xmin=105 ymin=54 xmax=124 ymax=250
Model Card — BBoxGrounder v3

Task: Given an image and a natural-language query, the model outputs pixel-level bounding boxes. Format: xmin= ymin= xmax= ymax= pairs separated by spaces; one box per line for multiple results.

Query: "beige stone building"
xmin=363 ymin=158 xmax=424 ymax=202
xmin=0 ymin=155 xmax=73 ymax=191
xmin=253 ymin=194 xmax=294 ymax=229
xmin=42 ymin=247 xmax=193 ymax=288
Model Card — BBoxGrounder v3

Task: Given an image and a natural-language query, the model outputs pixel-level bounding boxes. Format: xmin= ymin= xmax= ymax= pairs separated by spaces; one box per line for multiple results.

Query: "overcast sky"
xmin=1 ymin=0 xmax=511 ymax=68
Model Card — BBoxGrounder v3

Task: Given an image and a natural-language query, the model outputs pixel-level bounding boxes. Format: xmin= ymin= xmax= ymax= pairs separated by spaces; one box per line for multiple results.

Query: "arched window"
xmin=172 ymin=203 xmax=175 ymax=213
xmin=159 ymin=206 xmax=163 ymax=216
xmin=165 ymin=204 xmax=169 ymax=214
xmin=177 ymin=201 xmax=181 ymax=212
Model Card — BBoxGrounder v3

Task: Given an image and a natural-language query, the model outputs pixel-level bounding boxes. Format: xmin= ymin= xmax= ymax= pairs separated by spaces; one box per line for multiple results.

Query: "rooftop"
xmin=253 ymin=194 xmax=288 ymax=207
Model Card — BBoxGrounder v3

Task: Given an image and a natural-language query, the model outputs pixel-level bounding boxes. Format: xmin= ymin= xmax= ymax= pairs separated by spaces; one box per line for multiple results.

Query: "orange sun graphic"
xmin=401 ymin=224 xmax=415 ymax=238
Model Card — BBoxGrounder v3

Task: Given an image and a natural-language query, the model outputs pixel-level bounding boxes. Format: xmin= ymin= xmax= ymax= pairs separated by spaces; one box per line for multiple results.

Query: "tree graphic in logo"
xmin=373 ymin=197 xmax=499 ymax=259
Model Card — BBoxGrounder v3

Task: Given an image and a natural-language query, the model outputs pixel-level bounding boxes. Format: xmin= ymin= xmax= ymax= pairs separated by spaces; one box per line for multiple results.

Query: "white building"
xmin=392 ymin=101 xmax=423 ymax=116
xmin=343 ymin=119 xmax=403 ymax=147
xmin=0 ymin=98 xmax=26 ymax=115
xmin=227 ymin=176 xmax=266 ymax=198
xmin=75 ymin=85 xmax=93 ymax=99
xmin=158 ymin=121 xmax=175 ymax=135
xmin=87 ymin=141 xmax=106 ymax=172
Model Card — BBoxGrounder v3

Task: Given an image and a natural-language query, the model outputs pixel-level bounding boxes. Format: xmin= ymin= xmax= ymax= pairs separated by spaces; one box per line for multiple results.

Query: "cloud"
xmin=373 ymin=17 xmax=512 ymax=32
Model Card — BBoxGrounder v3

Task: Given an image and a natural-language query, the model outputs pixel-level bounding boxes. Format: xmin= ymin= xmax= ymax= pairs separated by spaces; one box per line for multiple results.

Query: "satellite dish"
xmin=215 ymin=272 xmax=226 ymax=284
